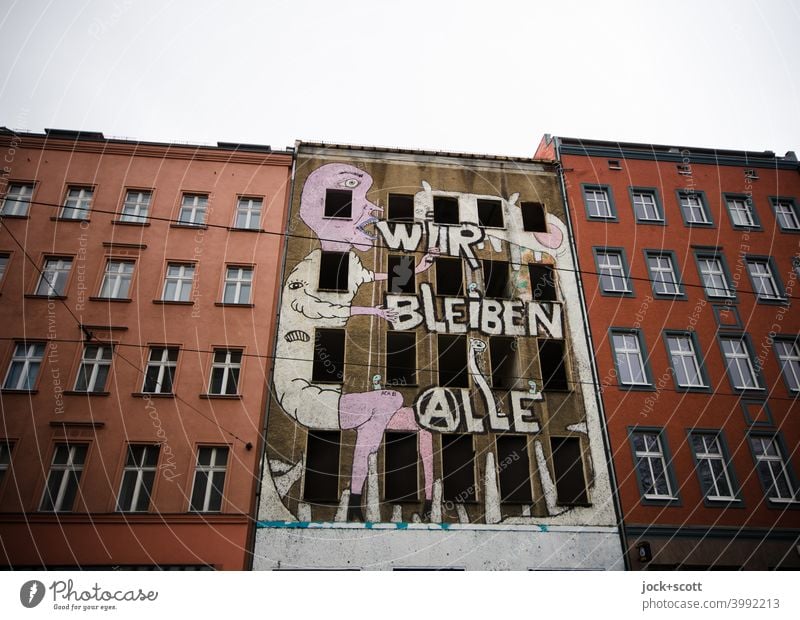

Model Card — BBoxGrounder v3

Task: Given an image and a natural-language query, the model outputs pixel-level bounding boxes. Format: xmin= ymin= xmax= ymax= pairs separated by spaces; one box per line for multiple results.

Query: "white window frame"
xmin=720 ymin=337 xmax=760 ymax=390
xmin=727 ymin=197 xmax=756 ymax=227
xmin=697 ymin=256 xmax=734 ymax=298
xmin=648 ymin=254 xmax=681 ymax=296
xmin=1 ymin=182 xmax=33 ymax=216
xmin=234 ymin=197 xmax=262 ymax=230
xmin=632 ymin=431 xmax=675 ymax=500
xmin=162 ymin=263 xmax=195 ymax=302
xmin=632 ymin=191 xmax=661 ymax=221
xmin=178 ymin=193 xmax=208 ymax=226
xmin=680 ymin=193 xmax=709 ymax=224
xmin=596 ymin=250 xmax=630 ymax=293
xmin=750 ymin=436 xmax=797 ymax=503
xmin=585 ymin=188 xmax=613 ymax=218
xmin=775 ymin=339 xmax=800 ymax=392
xmin=190 ymin=446 xmax=228 ymax=512
xmin=746 ymin=259 xmax=782 ymax=301
xmin=74 ymin=344 xmax=113 ymax=392
xmin=223 ymin=266 xmax=253 ymax=304
xmin=691 ymin=434 xmax=736 ymax=501
xmin=773 ymin=199 xmax=800 ymax=230
xmin=612 ymin=332 xmax=649 ymax=386
xmin=208 ymin=349 xmax=242 ymax=395
xmin=143 ymin=347 xmax=178 ymax=394
xmin=35 ymin=257 xmax=72 ymax=296
xmin=60 ymin=187 xmax=93 ymax=220
xmin=120 ymin=190 xmax=152 ymax=223
xmin=666 ymin=334 xmax=706 ymax=388
xmin=3 ymin=342 xmax=45 ymax=390
xmin=116 ymin=445 xmax=159 ymax=512
xmin=40 ymin=444 xmax=87 ymax=512
xmin=99 ymin=260 xmax=134 ymax=299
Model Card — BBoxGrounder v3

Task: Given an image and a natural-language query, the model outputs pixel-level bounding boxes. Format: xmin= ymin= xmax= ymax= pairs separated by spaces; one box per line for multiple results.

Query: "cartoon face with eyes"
xmin=299 ymin=163 xmax=382 ymax=252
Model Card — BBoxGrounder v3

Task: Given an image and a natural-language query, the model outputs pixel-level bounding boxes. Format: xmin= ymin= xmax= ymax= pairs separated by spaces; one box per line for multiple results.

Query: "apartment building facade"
xmin=536 ymin=135 xmax=800 ymax=569
xmin=0 ymin=127 xmax=292 ymax=569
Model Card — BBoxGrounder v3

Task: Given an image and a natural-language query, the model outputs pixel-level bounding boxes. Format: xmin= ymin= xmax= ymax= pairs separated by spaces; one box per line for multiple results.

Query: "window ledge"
xmin=214 ymin=302 xmax=255 ymax=308
xmin=63 ymin=390 xmax=110 ymax=396
xmin=226 ymin=226 xmax=263 ymax=233
xmin=111 ymin=219 xmax=150 ymax=227
xmin=170 ymin=223 xmax=208 ymax=230
xmin=24 ymin=294 xmax=67 ymax=300
xmin=635 ymin=220 xmax=666 ymax=226
xmin=0 ymin=213 xmax=30 ymax=220
xmin=616 ymin=384 xmax=657 ymax=392
xmin=0 ymin=388 xmax=38 ymax=394
xmin=199 ymin=393 xmax=242 ymax=400
xmin=89 ymin=296 xmax=133 ymax=303
xmin=755 ymin=297 xmax=790 ymax=306
xmin=131 ymin=392 xmax=175 ymax=398
xmin=50 ymin=216 xmax=90 ymax=223
xmin=153 ymin=299 xmax=195 ymax=306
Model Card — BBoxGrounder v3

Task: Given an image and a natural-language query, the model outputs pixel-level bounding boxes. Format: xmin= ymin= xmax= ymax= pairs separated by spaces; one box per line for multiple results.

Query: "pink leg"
xmin=387 ymin=407 xmax=433 ymax=501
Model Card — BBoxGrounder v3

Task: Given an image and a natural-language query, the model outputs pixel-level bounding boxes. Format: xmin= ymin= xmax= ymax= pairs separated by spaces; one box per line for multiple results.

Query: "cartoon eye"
xmin=343 ymin=178 xmax=359 ymax=188
xmin=288 ymin=281 xmax=304 ymax=290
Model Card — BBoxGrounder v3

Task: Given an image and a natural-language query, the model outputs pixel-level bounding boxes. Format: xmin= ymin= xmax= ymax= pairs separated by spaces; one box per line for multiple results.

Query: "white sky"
xmin=0 ymin=0 xmax=798 ymax=157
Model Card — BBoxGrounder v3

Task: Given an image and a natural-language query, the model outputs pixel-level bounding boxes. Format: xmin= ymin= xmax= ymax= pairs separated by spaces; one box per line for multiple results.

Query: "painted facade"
xmin=255 ymin=143 xmax=624 ymax=570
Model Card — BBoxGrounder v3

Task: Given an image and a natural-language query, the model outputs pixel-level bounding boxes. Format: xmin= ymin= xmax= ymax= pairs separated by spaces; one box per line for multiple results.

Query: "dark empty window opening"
xmin=384 ymin=432 xmax=418 ymax=502
xmin=441 ymin=434 xmax=476 ymax=502
xmin=521 ymin=202 xmax=547 ymax=233
xmin=313 ymin=329 xmax=345 ymax=383
xmin=438 ymin=334 xmax=469 ymax=388
xmin=433 ymin=196 xmax=459 ymax=225
xmin=324 ymin=189 xmax=352 ymax=218
xmin=388 ymin=194 xmax=414 ymax=222
xmin=483 ymin=259 xmax=510 ymax=299
xmin=497 ymin=436 xmax=533 ymax=503
xmin=388 ymin=255 xmax=416 ymax=294
xmin=477 ymin=199 xmax=504 ymax=228
xmin=435 ymin=257 xmax=464 ymax=296
xmin=539 ymin=339 xmax=569 ymax=391
xmin=319 ymin=251 xmax=349 ymax=291
xmin=386 ymin=332 xmax=416 ymax=386
xmin=550 ymin=437 xmax=588 ymax=505
xmin=490 ymin=336 xmax=517 ymax=390
xmin=529 ymin=264 xmax=557 ymax=301
xmin=304 ymin=430 xmax=341 ymax=502
xmin=608 ymin=160 xmax=622 ymax=170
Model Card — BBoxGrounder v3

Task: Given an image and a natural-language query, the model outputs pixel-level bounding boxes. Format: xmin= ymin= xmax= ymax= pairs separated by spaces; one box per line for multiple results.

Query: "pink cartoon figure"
xmin=273 ymin=163 xmax=435 ymax=521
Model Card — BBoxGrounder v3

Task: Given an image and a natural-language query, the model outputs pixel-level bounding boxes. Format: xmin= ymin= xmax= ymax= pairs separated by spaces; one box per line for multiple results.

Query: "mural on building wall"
xmin=268 ymin=162 xmax=583 ymax=523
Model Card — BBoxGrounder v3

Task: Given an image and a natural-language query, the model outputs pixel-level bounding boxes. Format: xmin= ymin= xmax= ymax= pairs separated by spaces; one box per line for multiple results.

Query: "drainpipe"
xmin=552 ymin=137 xmax=630 ymax=571
xmin=246 ymin=141 xmax=299 ymax=571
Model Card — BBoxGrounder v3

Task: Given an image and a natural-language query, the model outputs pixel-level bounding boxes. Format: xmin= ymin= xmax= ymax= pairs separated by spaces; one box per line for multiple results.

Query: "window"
xmin=595 ymin=249 xmax=631 ymax=294
xmin=74 ymin=344 xmax=113 ymax=392
xmin=388 ymin=194 xmax=414 ymax=222
xmin=433 ymin=196 xmax=459 ymax=224
xmin=583 ymin=185 xmax=614 ymax=219
xmin=0 ymin=441 xmax=10 ymax=487
xmin=162 ymin=263 xmax=195 ymax=301
xmin=745 ymin=258 xmax=783 ymax=301
xmin=646 ymin=252 xmax=682 ymax=297
xmin=438 ymin=335 xmax=468 ymax=388
xmin=386 ymin=332 xmax=416 ymax=386
xmin=234 ymin=197 xmax=262 ymax=229
xmin=477 ymin=199 xmax=504 ymax=228
xmin=551 ymin=437 xmax=588 ymax=505
xmin=1 ymin=182 xmax=33 ymax=216
xmin=611 ymin=331 xmax=650 ymax=387
xmin=303 ymin=431 xmax=340 ymax=502
xmin=631 ymin=189 xmax=663 ymax=222
xmin=324 ymin=189 xmax=352 ymax=218
xmin=116 ymin=445 xmax=159 ymax=512
xmin=665 ymin=334 xmax=706 ymax=388
xmin=520 ymin=202 xmax=547 ymax=232
xmin=529 ymin=264 xmax=557 ymax=301
xmin=143 ymin=346 xmax=178 ymax=394
xmin=313 ymin=329 xmax=345 ymax=383
xmin=771 ymin=197 xmax=800 ymax=231
xmin=720 ymin=336 xmax=760 ymax=390
xmin=177 ymin=193 xmax=208 ymax=226
xmin=384 ymin=432 xmax=418 ymax=502
xmin=608 ymin=159 xmax=622 ymax=170
xmin=441 ymin=434 xmax=475 ymax=502
xmin=319 ymin=251 xmax=349 ymax=292
xmin=696 ymin=254 xmax=734 ymax=299
xmin=35 ymin=257 xmax=72 ymax=296
xmin=120 ymin=190 xmax=151 ymax=223
xmin=725 ymin=195 xmax=759 ymax=229
xmin=223 ymin=266 xmax=253 ymax=304
xmin=749 ymin=436 xmax=797 ymax=503
xmin=497 ymin=436 xmax=532 ymax=503
xmin=190 ymin=446 xmax=228 ymax=512
xmin=387 ymin=255 xmax=415 ymax=294
xmin=0 ymin=253 xmax=8 ymax=283
xmin=483 ymin=259 xmax=510 ymax=299
xmin=690 ymin=433 xmax=735 ymax=501
xmin=3 ymin=342 xmax=45 ymax=390
xmin=538 ymin=339 xmax=569 ymax=391
xmin=678 ymin=191 xmax=711 ymax=225
xmin=40 ymin=443 xmax=87 ymax=512
xmin=60 ymin=187 xmax=93 ymax=220
xmin=774 ymin=339 xmax=800 ymax=392
xmin=435 ymin=257 xmax=463 ymax=296
xmin=631 ymin=430 xmax=675 ymax=500
xmin=490 ymin=336 xmax=517 ymax=390
xmin=208 ymin=349 xmax=242 ymax=395
xmin=99 ymin=260 xmax=134 ymax=299
xmin=677 ymin=164 xmax=692 ymax=175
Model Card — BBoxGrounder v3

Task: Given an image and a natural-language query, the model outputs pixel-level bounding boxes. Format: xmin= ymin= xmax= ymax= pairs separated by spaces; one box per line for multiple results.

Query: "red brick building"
xmin=0 ymin=128 xmax=292 ymax=569
xmin=536 ymin=135 xmax=800 ymax=569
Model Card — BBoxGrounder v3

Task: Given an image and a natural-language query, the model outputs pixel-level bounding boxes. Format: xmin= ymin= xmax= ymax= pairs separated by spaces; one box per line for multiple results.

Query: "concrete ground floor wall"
xmin=253 ymin=523 xmax=625 ymax=570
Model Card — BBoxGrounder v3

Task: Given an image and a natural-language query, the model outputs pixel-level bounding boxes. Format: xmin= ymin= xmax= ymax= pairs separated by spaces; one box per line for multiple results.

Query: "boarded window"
xmin=550 ymin=437 xmax=588 ymax=505
xmin=433 ymin=196 xmax=459 ymax=224
xmin=388 ymin=193 xmax=414 ymax=222
xmin=324 ymin=189 xmax=352 ymax=218
xmin=442 ymin=434 xmax=476 ymax=502
xmin=319 ymin=251 xmax=349 ymax=291
xmin=477 ymin=199 xmax=504 ymax=228
xmin=438 ymin=334 xmax=468 ymax=388
xmin=521 ymin=202 xmax=547 ymax=232
xmin=529 ymin=264 xmax=557 ymax=301
xmin=312 ymin=329 xmax=345 ymax=383
xmin=435 ymin=257 xmax=464 ymax=296
xmin=483 ymin=259 xmax=510 ymax=299
xmin=384 ymin=432 xmax=418 ymax=501
xmin=490 ymin=336 xmax=516 ymax=389
xmin=539 ymin=339 xmax=569 ymax=390
xmin=386 ymin=332 xmax=416 ymax=386
xmin=304 ymin=431 xmax=341 ymax=502
xmin=497 ymin=436 xmax=533 ymax=503
xmin=387 ymin=255 xmax=415 ymax=294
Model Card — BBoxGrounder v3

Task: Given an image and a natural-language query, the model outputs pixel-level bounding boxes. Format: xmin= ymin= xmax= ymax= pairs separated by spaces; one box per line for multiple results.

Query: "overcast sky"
xmin=1 ymin=0 xmax=798 ymax=157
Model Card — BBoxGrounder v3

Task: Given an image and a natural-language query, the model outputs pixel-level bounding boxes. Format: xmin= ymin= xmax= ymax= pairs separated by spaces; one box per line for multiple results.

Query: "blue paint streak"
xmin=539 ymin=525 xmax=549 ymax=532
